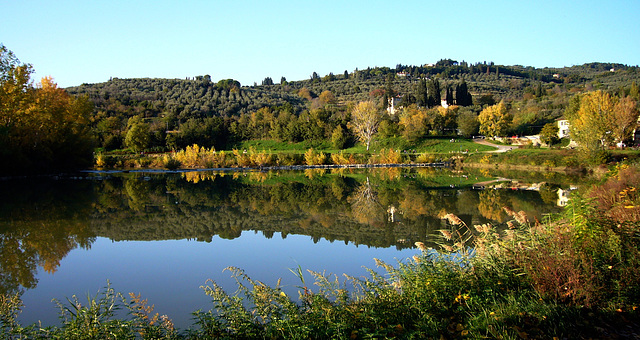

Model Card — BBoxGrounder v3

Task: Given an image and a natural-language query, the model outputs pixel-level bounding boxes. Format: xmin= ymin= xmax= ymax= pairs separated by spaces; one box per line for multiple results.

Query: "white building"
xmin=387 ymin=96 xmax=403 ymax=115
xmin=557 ymin=120 xmax=570 ymax=139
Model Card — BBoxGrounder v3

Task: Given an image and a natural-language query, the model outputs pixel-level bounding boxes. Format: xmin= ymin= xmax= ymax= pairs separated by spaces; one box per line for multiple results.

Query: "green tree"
xmin=455 ymin=80 xmax=473 ymax=106
xmin=349 ymin=101 xmax=380 ymax=151
xmin=478 ymin=101 xmax=511 ymax=137
xmin=125 ymin=117 xmax=150 ymax=153
xmin=539 ymin=122 xmax=559 ymax=146
xmin=331 ymin=125 xmax=347 ymax=149
xmin=427 ymin=79 xmax=441 ymax=107
xmin=456 ymin=107 xmax=479 ymax=138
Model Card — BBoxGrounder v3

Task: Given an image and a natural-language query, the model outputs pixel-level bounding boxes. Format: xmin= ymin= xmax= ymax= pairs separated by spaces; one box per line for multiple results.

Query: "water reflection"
xmin=0 ymin=179 xmax=96 ymax=296
xmin=0 ymin=168 xmax=574 ymax=302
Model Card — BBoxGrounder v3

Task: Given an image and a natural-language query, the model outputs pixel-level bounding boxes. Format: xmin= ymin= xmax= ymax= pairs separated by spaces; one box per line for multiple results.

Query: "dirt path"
xmin=472 ymin=138 xmax=517 ymax=153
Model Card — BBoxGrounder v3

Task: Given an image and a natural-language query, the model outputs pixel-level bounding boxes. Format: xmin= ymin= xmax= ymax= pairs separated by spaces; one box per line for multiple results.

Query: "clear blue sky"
xmin=2 ymin=0 xmax=639 ymax=88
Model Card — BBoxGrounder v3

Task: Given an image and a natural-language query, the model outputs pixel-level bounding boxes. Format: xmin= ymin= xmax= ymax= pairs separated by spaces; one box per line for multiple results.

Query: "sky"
xmin=2 ymin=0 xmax=639 ymax=88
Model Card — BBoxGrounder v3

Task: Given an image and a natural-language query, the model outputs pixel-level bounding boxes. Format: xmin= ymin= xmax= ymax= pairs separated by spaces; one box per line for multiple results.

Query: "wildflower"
xmin=443 ymin=213 xmax=464 ymax=225
xmin=474 ymin=223 xmax=492 ymax=233
xmin=439 ymin=230 xmax=453 ymax=240
xmin=503 ymin=206 xmax=516 ymax=216
xmin=415 ymin=241 xmax=427 ymax=252
xmin=160 ymin=315 xmax=174 ymax=331
xmin=515 ymin=211 xmax=528 ymax=224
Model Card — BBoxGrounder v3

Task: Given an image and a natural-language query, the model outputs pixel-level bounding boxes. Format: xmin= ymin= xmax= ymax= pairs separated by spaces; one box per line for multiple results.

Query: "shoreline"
xmin=83 ymin=161 xmax=452 ymax=174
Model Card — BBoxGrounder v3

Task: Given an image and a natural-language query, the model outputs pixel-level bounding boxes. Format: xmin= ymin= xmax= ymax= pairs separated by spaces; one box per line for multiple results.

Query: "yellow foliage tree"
xmin=566 ymin=91 xmax=638 ymax=151
xmin=478 ymin=101 xmax=511 ymax=137
xmin=398 ymin=105 xmax=429 ymax=141
xmin=349 ymin=101 xmax=380 ymax=151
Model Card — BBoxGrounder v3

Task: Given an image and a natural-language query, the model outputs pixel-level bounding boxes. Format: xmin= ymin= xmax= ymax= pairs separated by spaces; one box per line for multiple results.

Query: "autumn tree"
xmin=566 ymin=91 xmax=639 ymax=152
xmin=349 ymin=101 xmax=380 ymax=151
xmin=399 ymin=105 xmax=429 ymax=142
xmin=610 ymin=96 xmax=639 ymax=145
xmin=1 ymin=46 xmax=93 ymax=174
xmin=318 ymin=90 xmax=336 ymax=107
xmin=478 ymin=101 xmax=511 ymax=137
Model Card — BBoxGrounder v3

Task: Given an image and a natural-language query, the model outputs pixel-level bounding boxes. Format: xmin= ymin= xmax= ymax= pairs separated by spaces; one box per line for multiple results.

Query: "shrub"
xmin=415 ymin=153 xmax=436 ymax=163
xmin=330 ymin=151 xmax=356 ymax=165
xmin=164 ymin=157 xmax=181 ymax=170
xmin=275 ymin=153 xmax=300 ymax=166
xmin=304 ymin=148 xmax=326 ymax=165
xmin=174 ymin=144 xmax=217 ymax=168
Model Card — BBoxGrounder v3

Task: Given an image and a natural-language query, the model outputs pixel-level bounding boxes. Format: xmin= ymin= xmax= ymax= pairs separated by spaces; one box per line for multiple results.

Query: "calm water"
xmin=0 ymin=167 xmax=574 ymax=329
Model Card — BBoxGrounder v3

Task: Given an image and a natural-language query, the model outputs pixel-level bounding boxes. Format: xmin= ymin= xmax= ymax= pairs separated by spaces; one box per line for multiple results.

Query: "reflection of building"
xmin=387 ymin=205 xmax=401 ymax=222
xmin=557 ymin=120 xmax=570 ymax=139
xmin=557 ymin=187 xmax=577 ymax=206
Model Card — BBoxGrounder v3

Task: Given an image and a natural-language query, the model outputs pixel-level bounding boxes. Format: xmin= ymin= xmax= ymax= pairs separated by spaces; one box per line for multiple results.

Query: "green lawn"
xmin=232 ymin=137 xmax=497 ymax=155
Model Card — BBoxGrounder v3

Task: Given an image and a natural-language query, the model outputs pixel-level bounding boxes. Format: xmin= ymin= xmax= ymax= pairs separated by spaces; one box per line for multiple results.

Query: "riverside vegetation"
xmin=1 ymin=164 xmax=639 ymax=338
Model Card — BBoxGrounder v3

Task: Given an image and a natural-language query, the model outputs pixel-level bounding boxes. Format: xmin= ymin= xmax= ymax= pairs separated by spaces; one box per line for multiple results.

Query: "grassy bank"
xmin=3 ymin=165 xmax=640 ymax=339
xmin=93 ymin=137 xmax=496 ymax=170
xmin=459 ymin=146 xmax=640 ymax=173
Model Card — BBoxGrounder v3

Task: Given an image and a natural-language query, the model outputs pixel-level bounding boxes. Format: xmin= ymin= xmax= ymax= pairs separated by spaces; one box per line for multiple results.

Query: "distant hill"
xmin=66 ymin=61 xmax=640 ymax=121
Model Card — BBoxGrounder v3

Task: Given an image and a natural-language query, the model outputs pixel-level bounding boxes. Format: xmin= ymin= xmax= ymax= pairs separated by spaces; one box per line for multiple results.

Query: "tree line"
xmin=3 ymin=42 xmax=640 ymax=174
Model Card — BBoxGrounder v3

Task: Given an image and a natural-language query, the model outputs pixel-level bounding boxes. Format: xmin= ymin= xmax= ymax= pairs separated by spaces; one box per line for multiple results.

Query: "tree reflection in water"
xmin=0 ymin=168 xmax=569 ymax=295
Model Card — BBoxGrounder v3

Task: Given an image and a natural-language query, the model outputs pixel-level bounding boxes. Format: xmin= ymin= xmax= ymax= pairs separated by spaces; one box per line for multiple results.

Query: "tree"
xmin=455 ymin=80 xmax=473 ymax=106
xmin=415 ymin=79 xmax=428 ymax=107
xmin=319 ymin=90 xmax=336 ymax=106
xmin=399 ymin=105 xmax=429 ymax=142
xmin=539 ymin=122 xmax=559 ymax=146
xmin=331 ymin=125 xmax=347 ymax=149
xmin=125 ymin=117 xmax=150 ymax=153
xmin=457 ymin=108 xmax=480 ymax=138
xmin=444 ymin=84 xmax=454 ymax=107
xmin=349 ymin=101 xmax=380 ymax=151
xmin=1 ymin=46 xmax=93 ymax=174
xmin=611 ymin=96 xmax=639 ymax=145
xmin=478 ymin=101 xmax=511 ymax=137
xmin=427 ymin=79 xmax=441 ymax=107
xmin=566 ymin=91 xmax=639 ymax=151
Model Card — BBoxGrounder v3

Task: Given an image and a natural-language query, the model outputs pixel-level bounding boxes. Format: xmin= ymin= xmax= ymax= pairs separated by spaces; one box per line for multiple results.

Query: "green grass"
xmin=232 ymin=137 xmax=496 ymax=155
xmin=464 ymin=148 xmax=583 ymax=168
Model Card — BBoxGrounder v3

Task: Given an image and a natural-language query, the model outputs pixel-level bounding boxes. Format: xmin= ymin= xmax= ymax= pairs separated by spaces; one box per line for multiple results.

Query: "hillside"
xmin=65 ymin=60 xmax=640 ymax=152
xmin=67 ymin=60 xmax=640 ymax=119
